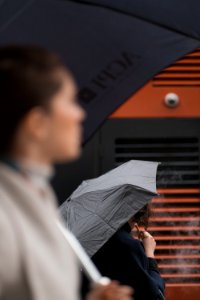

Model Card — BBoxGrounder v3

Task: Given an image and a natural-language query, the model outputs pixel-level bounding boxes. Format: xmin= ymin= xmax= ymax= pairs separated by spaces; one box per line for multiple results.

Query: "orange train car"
xmin=53 ymin=49 xmax=200 ymax=300
xmin=109 ymin=49 xmax=200 ymax=300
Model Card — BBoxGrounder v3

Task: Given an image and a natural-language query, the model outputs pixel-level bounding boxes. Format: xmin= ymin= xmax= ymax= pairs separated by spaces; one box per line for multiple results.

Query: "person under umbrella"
xmin=60 ymin=160 xmax=164 ymax=300
xmin=90 ymin=203 xmax=165 ymax=300
xmin=0 ymin=44 xmax=133 ymax=300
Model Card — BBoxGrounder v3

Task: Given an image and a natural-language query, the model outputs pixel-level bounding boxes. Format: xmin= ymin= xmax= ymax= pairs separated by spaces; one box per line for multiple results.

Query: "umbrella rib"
xmin=73 ymin=184 xmax=156 ymax=199
xmin=0 ymin=0 xmax=34 ymax=33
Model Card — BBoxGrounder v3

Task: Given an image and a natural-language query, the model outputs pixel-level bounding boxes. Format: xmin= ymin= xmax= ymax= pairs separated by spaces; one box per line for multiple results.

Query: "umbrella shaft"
xmin=57 ymin=222 xmax=110 ymax=285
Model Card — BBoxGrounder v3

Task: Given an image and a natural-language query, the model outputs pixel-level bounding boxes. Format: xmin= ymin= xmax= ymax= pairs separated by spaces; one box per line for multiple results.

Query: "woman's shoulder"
xmin=0 ymin=191 xmax=19 ymax=247
xmin=0 ymin=200 xmax=20 ymax=280
xmin=109 ymin=228 xmax=148 ymax=267
xmin=113 ymin=228 xmax=144 ymax=252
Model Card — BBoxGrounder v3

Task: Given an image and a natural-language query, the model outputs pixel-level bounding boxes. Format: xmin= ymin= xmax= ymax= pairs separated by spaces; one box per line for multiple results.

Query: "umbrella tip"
xmin=97 ymin=277 xmax=111 ymax=286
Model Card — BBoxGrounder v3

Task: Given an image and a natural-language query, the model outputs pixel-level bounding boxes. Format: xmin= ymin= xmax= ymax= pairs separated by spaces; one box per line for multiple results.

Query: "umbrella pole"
xmin=57 ymin=222 xmax=111 ymax=286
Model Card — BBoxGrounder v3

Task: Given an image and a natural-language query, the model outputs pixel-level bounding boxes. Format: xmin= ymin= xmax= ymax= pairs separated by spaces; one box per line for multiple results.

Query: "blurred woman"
xmin=0 ymin=45 xmax=133 ymax=300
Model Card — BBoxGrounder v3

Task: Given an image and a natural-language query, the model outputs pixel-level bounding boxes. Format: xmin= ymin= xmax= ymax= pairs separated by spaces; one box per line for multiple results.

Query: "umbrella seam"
xmin=71 ymin=184 xmax=157 ymax=199
xmin=0 ymin=0 xmax=34 ymax=33
xmin=66 ymin=0 xmax=200 ymax=41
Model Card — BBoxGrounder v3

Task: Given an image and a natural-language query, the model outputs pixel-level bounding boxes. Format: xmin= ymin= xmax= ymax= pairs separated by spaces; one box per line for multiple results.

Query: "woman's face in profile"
xmin=42 ymin=72 xmax=85 ymax=163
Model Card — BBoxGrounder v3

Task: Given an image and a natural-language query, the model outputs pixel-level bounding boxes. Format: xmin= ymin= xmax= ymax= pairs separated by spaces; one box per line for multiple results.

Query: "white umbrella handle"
xmin=57 ymin=221 xmax=111 ymax=286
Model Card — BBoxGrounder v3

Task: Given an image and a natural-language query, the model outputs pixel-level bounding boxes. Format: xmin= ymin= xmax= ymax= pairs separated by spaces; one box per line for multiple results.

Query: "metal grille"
xmin=152 ymin=48 xmax=200 ymax=87
xmin=115 ymin=137 xmax=200 ymax=286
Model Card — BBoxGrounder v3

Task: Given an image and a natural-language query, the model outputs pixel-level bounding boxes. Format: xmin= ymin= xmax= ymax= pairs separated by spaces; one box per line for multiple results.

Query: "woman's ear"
xmin=22 ymin=107 xmax=50 ymax=141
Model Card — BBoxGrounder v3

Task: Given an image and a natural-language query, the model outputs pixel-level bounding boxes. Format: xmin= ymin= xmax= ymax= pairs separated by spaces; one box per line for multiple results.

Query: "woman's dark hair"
xmin=130 ymin=203 xmax=152 ymax=230
xmin=0 ymin=44 xmax=68 ymax=155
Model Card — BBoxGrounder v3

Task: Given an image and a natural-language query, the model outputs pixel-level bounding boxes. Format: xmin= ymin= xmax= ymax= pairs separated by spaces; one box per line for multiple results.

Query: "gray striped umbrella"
xmin=60 ymin=160 xmax=159 ymax=257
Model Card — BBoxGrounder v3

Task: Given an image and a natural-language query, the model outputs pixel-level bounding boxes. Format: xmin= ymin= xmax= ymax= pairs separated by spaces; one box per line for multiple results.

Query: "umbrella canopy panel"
xmin=77 ymin=0 xmax=200 ymax=40
xmin=0 ymin=0 xmax=200 ymax=141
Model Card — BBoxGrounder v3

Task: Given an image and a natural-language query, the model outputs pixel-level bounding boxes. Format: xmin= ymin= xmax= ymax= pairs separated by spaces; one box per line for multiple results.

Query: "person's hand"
xmin=139 ymin=231 xmax=156 ymax=258
xmin=86 ymin=281 xmax=133 ymax=300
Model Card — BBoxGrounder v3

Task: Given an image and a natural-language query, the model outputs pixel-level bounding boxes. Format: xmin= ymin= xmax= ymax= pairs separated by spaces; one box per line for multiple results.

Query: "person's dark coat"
xmin=91 ymin=223 xmax=165 ymax=300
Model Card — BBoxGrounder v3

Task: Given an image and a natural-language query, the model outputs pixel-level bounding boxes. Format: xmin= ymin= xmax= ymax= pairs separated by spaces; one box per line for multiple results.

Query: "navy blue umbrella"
xmin=1 ymin=0 xmax=200 ymax=141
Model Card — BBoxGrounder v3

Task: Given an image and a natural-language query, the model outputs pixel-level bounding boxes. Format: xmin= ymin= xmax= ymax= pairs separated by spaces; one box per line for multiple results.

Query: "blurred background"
xmin=52 ymin=49 xmax=200 ymax=300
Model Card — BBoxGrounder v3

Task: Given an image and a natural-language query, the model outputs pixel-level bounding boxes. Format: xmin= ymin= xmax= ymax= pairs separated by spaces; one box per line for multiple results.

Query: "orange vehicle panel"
xmin=110 ymin=49 xmax=200 ymax=300
xmin=111 ymin=49 xmax=200 ymax=118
